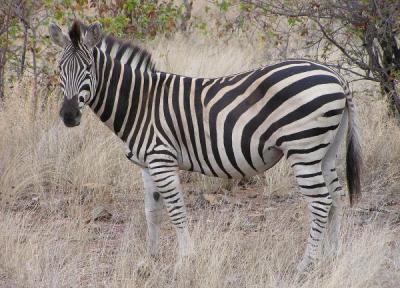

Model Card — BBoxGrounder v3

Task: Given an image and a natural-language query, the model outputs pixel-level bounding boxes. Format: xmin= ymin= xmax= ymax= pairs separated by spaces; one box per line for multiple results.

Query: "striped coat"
xmin=49 ymin=21 xmax=361 ymax=273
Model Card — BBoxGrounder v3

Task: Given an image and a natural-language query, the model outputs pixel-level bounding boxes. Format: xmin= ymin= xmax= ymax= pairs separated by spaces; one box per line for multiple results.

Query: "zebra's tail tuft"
xmin=345 ymin=88 xmax=362 ymax=206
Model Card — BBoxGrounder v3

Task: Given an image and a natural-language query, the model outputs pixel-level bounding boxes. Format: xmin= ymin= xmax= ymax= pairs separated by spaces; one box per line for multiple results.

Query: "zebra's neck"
xmin=88 ymin=46 xmax=165 ymax=164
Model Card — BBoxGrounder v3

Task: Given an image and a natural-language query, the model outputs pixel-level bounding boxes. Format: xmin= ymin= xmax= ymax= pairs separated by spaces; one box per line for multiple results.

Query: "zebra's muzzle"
xmin=60 ymin=95 xmax=82 ymax=127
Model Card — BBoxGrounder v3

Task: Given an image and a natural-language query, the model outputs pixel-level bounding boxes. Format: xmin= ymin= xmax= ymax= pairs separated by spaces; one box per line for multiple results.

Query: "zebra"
xmin=49 ymin=21 xmax=361 ymax=273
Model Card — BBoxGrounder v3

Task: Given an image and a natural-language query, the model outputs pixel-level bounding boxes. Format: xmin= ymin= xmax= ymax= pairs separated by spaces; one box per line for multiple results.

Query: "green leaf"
xmin=218 ymin=0 xmax=231 ymax=12
xmin=287 ymin=17 xmax=302 ymax=27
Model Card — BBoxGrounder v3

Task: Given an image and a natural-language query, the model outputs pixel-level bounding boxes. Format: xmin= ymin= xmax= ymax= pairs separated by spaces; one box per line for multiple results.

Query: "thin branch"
xmin=313 ymin=18 xmax=370 ymax=71
xmin=325 ymin=63 xmax=379 ymax=82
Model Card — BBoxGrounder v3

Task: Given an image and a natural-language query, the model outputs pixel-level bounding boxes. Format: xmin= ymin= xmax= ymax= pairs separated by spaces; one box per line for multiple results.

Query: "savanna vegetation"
xmin=0 ymin=1 xmax=399 ymax=287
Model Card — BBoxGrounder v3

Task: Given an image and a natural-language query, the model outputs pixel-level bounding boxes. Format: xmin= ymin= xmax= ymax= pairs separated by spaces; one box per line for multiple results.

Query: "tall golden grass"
xmin=0 ymin=33 xmax=399 ymax=287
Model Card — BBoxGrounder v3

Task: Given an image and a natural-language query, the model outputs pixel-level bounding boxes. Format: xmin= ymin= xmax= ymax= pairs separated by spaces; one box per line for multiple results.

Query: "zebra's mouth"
xmin=61 ymin=111 xmax=81 ymax=127
xmin=60 ymin=95 xmax=82 ymax=127
xmin=60 ymin=111 xmax=81 ymax=127
xmin=63 ymin=119 xmax=80 ymax=127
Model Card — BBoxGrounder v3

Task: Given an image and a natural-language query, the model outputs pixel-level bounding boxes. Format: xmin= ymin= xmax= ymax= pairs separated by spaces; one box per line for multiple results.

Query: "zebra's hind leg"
xmin=288 ymin=155 xmax=332 ymax=273
xmin=321 ymin=110 xmax=348 ymax=255
xmin=322 ymin=166 xmax=345 ymax=256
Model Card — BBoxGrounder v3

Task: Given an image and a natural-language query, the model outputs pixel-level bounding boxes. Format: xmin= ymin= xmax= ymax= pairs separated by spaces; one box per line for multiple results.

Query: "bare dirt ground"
xmin=0 ymin=173 xmax=399 ymax=287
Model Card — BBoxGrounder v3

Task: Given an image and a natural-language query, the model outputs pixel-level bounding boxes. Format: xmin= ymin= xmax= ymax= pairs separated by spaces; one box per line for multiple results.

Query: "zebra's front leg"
xmin=147 ymin=159 xmax=193 ymax=259
xmin=141 ymin=168 xmax=163 ymax=256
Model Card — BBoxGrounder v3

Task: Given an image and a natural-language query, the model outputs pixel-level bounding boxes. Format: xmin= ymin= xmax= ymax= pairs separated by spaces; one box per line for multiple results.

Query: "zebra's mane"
xmin=97 ymin=34 xmax=156 ymax=73
xmin=72 ymin=21 xmax=156 ymax=72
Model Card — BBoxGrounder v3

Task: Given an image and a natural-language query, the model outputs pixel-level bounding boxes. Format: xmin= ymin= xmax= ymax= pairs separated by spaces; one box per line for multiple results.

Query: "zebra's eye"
xmin=79 ymin=96 xmax=85 ymax=103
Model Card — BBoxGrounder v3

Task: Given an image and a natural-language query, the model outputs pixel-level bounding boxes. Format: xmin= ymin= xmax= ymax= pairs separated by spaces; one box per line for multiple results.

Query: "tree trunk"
xmin=181 ymin=0 xmax=193 ymax=31
xmin=31 ymin=23 xmax=38 ymax=115
xmin=0 ymin=47 xmax=5 ymax=100
xmin=19 ymin=22 xmax=28 ymax=77
xmin=0 ymin=3 xmax=12 ymax=101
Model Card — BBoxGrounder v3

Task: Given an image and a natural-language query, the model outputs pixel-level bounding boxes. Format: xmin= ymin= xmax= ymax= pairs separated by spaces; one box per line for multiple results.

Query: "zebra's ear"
xmin=49 ymin=23 xmax=68 ymax=48
xmin=84 ymin=22 xmax=102 ymax=49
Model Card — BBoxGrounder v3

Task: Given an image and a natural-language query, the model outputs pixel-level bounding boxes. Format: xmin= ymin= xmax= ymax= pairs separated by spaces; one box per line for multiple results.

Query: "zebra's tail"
xmin=345 ymin=87 xmax=362 ymax=206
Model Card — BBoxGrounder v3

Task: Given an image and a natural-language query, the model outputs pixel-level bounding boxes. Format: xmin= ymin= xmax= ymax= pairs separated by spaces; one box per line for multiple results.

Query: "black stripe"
xmin=104 ymin=37 xmax=114 ymax=54
xmin=330 ymin=178 xmax=339 ymax=185
xmin=163 ymin=192 xmax=179 ymax=199
xmin=323 ymin=108 xmax=344 ymax=117
xmin=149 ymin=164 xmax=178 ymax=169
xmin=172 ymin=76 xmax=193 ymax=170
xmin=313 ymin=221 xmax=324 ymax=229
xmin=150 ymin=170 xmax=176 ymax=177
xmin=115 ymin=42 xmax=131 ymax=60
xmin=159 ymin=187 xmax=175 ymax=194
xmin=93 ymin=53 xmax=112 ymax=112
xmin=224 ymin=62 xmax=314 ymax=170
xmin=291 ymin=159 xmax=321 ymax=167
xmin=149 ymin=158 xmax=175 ymax=165
xmin=311 ymin=205 xmax=328 ymax=213
xmin=311 ymin=227 xmax=322 ymax=233
xmin=296 ymin=171 xmax=323 ymax=178
xmin=134 ymin=73 xmax=154 ymax=155
xmin=287 ymin=143 xmax=330 ymax=158
xmin=171 ymin=216 xmax=186 ymax=223
xmin=303 ymin=192 xmax=330 ymax=198
xmin=333 ymin=186 xmax=343 ymax=192
xmin=167 ymin=198 xmax=180 ymax=204
xmin=153 ymin=73 xmax=175 ymax=149
xmin=143 ymin=127 xmax=154 ymax=162
xmin=183 ymin=78 xmax=204 ymax=174
xmin=170 ymin=211 xmax=182 ymax=218
xmin=146 ymin=150 xmax=177 ymax=159
xmin=311 ymin=211 xmax=328 ymax=218
xmin=114 ymin=65 xmax=133 ymax=133
xmin=257 ymin=92 xmax=344 ymax=159
xmin=204 ymin=69 xmax=255 ymax=105
xmin=313 ymin=218 xmax=327 ymax=224
xmin=299 ymin=183 xmax=326 ymax=189
xmin=155 ymin=180 xmax=174 ymax=188
xmin=127 ymin=71 xmax=150 ymax=150
xmin=121 ymin=70 xmax=141 ymax=141
xmin=194 ymin=78 xmax=217 ymax=176
xmin=168 ymin=206 xmax=182 ymax=213
xmin=277 ymin=125 xmax=339 ymax=146
xmin=161 ymin=75 xmax=181 ymax=151
xmin=312 ymin=200 xmax=331 ymax=206
xmin=154 ymin=174 xmax=174 ymax=182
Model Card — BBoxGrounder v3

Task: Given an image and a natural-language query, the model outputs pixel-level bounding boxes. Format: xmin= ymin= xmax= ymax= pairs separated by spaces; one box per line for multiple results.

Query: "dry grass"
xmin=0 ymin=33 xmax=399 ymax=288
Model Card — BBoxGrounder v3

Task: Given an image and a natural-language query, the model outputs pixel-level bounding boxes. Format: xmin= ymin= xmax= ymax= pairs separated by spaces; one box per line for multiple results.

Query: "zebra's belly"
xmin=178 ymin=145 xmax=284 ymax=179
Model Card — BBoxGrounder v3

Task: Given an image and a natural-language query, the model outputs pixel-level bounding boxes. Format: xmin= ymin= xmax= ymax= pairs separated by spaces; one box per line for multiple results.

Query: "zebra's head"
xmin=49 ymin=21 xmax=102 ymax=127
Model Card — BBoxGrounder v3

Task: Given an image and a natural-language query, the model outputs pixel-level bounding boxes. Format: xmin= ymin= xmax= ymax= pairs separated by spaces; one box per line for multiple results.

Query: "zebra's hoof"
xmin=173 ymin=253 xmax=196 ymax=278
xmin=136 ymin=259 xmax=151 ymax=280
xmin=295 ymin=257 xmax=315 ymax=283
